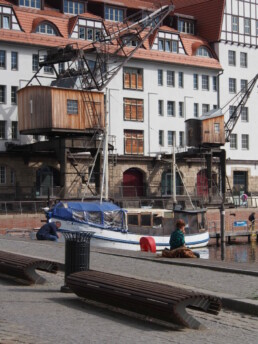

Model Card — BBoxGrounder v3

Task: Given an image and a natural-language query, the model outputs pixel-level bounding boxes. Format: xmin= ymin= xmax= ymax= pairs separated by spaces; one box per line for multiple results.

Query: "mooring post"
xmin=220 ymin=202 xmax=225 ymax=243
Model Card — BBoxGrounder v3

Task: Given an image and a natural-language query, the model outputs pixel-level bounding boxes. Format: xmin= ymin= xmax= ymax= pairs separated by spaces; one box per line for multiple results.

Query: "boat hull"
xmin=52 ymin=218 xmax=209 ymax=251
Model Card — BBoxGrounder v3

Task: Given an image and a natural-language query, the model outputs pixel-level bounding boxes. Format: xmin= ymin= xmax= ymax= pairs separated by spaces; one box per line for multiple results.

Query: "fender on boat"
xmin=140 ymin=237 xmax=156 ymax=253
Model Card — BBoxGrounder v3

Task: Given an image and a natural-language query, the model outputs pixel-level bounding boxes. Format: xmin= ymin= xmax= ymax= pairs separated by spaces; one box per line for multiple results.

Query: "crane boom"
xmin=224 ymin=74 xmax=258 ymax=142
xmin=29 ymin=2 xmax=174 ymax=91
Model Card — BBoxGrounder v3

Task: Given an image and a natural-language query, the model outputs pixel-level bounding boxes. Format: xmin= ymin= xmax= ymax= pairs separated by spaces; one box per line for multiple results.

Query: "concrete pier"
xmin=0 ymin=236 xmax=257 ymax=343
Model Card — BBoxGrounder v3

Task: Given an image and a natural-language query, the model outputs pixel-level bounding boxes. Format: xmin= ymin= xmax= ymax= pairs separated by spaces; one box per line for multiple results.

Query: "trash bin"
xmin=61 ymin=231 xmax=94 ymax=292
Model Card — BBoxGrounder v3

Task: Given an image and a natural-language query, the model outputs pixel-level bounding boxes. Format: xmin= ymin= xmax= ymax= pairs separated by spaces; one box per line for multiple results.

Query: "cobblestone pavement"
xmin=0 ymin=273 xmax=258 ymax=344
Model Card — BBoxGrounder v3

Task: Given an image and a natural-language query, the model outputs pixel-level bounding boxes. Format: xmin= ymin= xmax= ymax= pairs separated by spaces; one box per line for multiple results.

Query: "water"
xmin=207 ymin=241 xmax=258 ymax=263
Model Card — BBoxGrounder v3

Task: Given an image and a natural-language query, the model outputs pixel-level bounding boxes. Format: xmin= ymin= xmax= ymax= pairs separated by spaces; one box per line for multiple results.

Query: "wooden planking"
xmin=202 ymin=117 xmax=225 ymax=145
xmin=18 ymin=86 xmax=104 ymax=134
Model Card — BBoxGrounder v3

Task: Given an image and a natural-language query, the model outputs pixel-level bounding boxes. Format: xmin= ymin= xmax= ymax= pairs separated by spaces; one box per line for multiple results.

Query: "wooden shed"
xmin=185 ymin=109 xmax=225 ymax=147
xmin=18 ymin=86 xmax=104 ymax=135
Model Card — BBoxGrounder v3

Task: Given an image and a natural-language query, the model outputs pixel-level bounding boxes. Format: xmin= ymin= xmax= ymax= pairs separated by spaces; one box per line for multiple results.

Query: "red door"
xmin=197 ymin=170 xmax=208 ymax=196
xmin=123 ymin=169 xmax=144 ymax=197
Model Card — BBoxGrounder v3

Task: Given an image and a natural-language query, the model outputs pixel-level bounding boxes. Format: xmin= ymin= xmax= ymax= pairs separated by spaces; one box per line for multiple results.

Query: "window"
xmin=11 ymin=86 xmax=18 ymax=105
xmin=64 ymin=0 xmax=84 ymax=14
xmin=0 ymin=121 xmax=6 ymax=139
xmin=228 ymin=50 xmax=236 ymax=66
xmin=167 ymin=101 xmax=175 ymax=117
xmin=36 ymin=23 xmax=58 ymax=35
xmin=240 ymin=52 xmax=247 ymax=68
xmin=59 ymin=62 xmax=65 ymax=74
xmin=179 ymin=102 xmax=184 ymax=118
xmin=0 ymin=166 xmax=6 ymax=184
xmin=241 ymin=107 xmax=248 ymax=122
xmin=241 ymin=79 xmax=248 ymax=92
xmin=124 ymin=130 xmax=144 ymax=155
xmin=178 ymin=72 xmax=183 ymax=88
xmin=11 ymin=121 xmax=18 ymax=139
xmin=158 ymin=100 xmax=164 ymax=116
xmin=193 ymin=74 xmax=198 ymax=90
xmin=212 ymin=76 xmax=217 ymax=91
xmin=32 ymin=54 xmax=39 ymax=72
xmin=232 ymin=16 xmax=239 ymax=32
xmin=123 ymin=68 xmax=143 ymax=90
xmin=179 ymin=132 xmax=184 ymax=147
xmin=67 ymin=99 xmax=78 ymax=114
xmin=0 ymin=85 xmax=6 ymax=103
xmin=0 ymin=50 xmax=6 ymax=69
xmin=229 ymin=105 xmax=236 ymax=116
xmin=196 ymin=47 xmax=211 ymax=57
xmin=230 ymin=134 xmax=237 ymax=149
xmin=202 ymin=75 xmax=209 ymax=90
xmin=11 ymin=52 xmax=18 ymax=70
xmin=214 ymin=123 xmax=220 ymax=134
xmin=19 ymin=0 xmax=41 ymax=9
xmin=0 ymin=14 xmax=11 ymax=29
xmin=10 ymin=169 xmax=15 ymax=185
xmin=178 ymin=19 xmax=194 ymax=34
xmin=158 ymin=38 xmax=178 ymax=53
xmin=168 ymin=131 xmax=175 ymax=146
xmin=229 ymin=78 xmax=236 ymax=93
xmin=79 ymin=27 xmax=101 ymax=41
xmin=194 ymin=103 xmax=199 ymax=117
xmin=242 ymin=134 xmax=249 ymax=150
xmin=158 ymin=69 xmax=163 ymax=86
xmin=105 ymin=6 xmax=124 ymax=22
xmin=159 ymin=130 xmax=164 ymax=146
xmin=167 ymin=71 xmax=175 ymax=87
xmin=202 ymin=104 xmax=210 ymax=115
xmin=44 ymin=65 xmax=54 ymax=74
xmin=244 ymin=18 xmax=251 ymax=35
xmin=124 ymin=98 xmax=144 ymax=121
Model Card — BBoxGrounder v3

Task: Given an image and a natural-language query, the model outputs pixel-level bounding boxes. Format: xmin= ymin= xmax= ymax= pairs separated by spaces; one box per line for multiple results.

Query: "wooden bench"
xmin=0 ymin=250 xmax=59 ymax=285
xmin=67 ymin=270 xmax=222 ymax=329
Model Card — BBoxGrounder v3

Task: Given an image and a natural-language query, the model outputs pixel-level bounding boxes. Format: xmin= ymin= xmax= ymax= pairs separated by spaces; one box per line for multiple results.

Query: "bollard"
xmin=61 ymin=231 xmax=94 ymax=292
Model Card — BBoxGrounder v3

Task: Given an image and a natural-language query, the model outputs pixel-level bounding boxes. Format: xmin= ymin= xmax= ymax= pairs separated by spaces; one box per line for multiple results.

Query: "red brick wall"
xmin=0 ymin=214 xmax=46 ymax=231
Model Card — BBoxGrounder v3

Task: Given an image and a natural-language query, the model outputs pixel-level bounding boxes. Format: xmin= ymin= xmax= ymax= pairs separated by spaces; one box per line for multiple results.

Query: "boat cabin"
xmin=126 ymin=208 xmax=207 ymax=236
xmin=185 ymin=109 xmax=225 ymax=147
xmin=18 ymin=86 xmax=104 ymax=135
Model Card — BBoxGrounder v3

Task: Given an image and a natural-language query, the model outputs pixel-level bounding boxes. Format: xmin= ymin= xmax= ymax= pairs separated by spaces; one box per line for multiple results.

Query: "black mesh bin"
xmin=61 ymin=231 xmax=94 ymax=291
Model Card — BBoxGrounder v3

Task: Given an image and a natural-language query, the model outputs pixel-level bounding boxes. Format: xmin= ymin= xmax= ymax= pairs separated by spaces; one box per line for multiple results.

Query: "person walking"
xmin=36 ymin=221 xmax=61 ymax=242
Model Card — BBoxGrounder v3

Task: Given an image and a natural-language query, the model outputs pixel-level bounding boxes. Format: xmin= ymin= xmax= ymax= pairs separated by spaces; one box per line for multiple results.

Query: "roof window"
xmin=178 ymin=19 xmax=194 ymax=34
xmin=64 ymin=1 xmax=85 ymax=15
xmin=196 ymin=46 xmax=211 ymax=58
xmin=36 ymin=23 xmax=58 ymax=35
xmin=105 ymin=6 xmax=124 ymax=22
xmin=19 ymin=0 xmax=41 ymax=9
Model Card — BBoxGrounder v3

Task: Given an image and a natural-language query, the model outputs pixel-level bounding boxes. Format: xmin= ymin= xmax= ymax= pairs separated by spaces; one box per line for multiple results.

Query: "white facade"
xmin=214 ymin=0 xmax=258 ymax=191
xmin=107 ymin=60 xmax=218 ymax=156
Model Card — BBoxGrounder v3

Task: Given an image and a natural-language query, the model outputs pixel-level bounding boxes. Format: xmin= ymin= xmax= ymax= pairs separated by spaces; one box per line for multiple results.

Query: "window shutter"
xmin=124 ymin=72 xmax=130 ymax=89
xmin=131 ymin=73 xmax=137 ymax=89
xmin=137 ymin=73 xmax=143 ymax=90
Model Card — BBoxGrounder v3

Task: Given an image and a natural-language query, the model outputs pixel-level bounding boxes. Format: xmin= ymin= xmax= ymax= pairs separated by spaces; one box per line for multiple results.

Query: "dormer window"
xmin=36 ymin=23 xmax=58 ymax=35
xmin=178 ymin=19 xmax=194 ymax=34
xmin=0 ymin=14 xmax=11 ymax=29
xmin=64 ymin=1 xmax=85 ymax=15
xmin=105 ymin=6 xmax=124 ymax=22
xmin=79 ymin=26 xmax=102 ymax=41
xmin=196 ymin=46 xmax=211 ymax=58
xmin=19 ymin=0 xmax=41 ymax=9
xmin=158 ymin=38 xmax=178 ymax=53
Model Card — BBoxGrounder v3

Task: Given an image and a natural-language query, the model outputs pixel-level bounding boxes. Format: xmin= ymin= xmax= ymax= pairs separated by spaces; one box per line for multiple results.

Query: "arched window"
xmin=196 ymin=46 xmax=211 ymax=58
xmin=36 ymin=23 xmax=58 ymax=36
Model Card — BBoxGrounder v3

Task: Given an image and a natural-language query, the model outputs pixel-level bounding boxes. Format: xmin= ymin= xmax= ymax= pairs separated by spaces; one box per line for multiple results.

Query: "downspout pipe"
xmin=217 ymin=70 xmax=224 ymax=108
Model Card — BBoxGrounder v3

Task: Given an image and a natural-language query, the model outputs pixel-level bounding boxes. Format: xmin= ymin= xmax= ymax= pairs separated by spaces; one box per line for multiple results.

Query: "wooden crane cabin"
xmin=18 ymin=86 xmax=104 ymax=135
xmin=185 ymin=109 xmax=225 ymax=147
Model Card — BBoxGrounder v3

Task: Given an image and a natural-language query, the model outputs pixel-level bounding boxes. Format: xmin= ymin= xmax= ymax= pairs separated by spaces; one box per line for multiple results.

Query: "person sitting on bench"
xmin=36 ymin=221 xmax=61 ymax=242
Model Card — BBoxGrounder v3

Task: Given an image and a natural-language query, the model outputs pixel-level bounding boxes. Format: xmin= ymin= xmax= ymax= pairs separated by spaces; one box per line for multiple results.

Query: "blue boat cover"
xmin=60 ymin=201 xmax=122 ymax=212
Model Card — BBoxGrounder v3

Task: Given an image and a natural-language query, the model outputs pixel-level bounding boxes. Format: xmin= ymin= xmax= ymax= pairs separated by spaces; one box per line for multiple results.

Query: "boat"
xmin=46 ymin=201 xmax=209 ymax=251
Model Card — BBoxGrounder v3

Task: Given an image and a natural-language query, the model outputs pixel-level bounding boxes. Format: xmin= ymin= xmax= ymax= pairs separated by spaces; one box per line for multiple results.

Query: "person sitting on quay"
xmin=169 ymin=219 xmax=200 ymax=258
xmin=36 ymin=221 xmax=61 ymax=242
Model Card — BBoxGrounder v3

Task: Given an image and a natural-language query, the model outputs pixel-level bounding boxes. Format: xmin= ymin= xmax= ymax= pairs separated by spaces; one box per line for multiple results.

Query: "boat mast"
xmin=100 ymin=88 xmax=109 ymax=203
